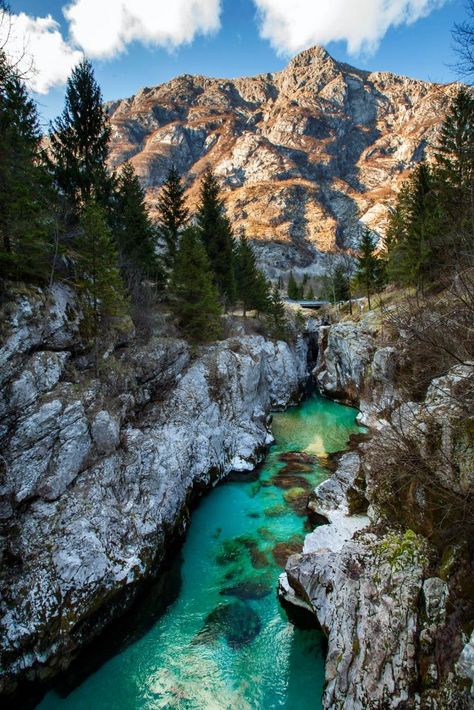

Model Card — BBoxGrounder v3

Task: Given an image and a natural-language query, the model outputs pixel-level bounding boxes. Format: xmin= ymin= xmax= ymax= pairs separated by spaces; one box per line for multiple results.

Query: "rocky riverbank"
xmin=279 ymin=315 xmax=474 ymax=709
xmin=0 ymin=284 xmax=308 ymax=696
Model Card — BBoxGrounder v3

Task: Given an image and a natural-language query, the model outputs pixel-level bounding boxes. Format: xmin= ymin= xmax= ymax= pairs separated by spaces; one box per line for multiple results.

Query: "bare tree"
xmin=453 ymin=0 xmax=474 ymax=82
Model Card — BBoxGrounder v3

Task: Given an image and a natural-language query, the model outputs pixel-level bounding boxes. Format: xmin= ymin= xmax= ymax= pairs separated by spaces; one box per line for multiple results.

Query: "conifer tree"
xmin=76 ymin=200 xmax=128 ymax=369
xmin=0 ymin=49 xmax=52 ymax=282
xmin=115 ymin=162 xmax=161 ymax=283
xmin=386 ymin=164 xmax=437 ymax=291
xmin=355 ymin=230 xmax=380 ymax=309
xmin=434 ymin=88 xmax=474 ymax=253
xmin=50 ymin=59 xmax=112 ymax=215
xmin=156 ymin=165 xmax=189 ymax=269
xmin=287 ymin=271 xmax=299 ymax=299
xmin=196 ymin=167 xmax=236 ymax=308
xmin=235 ymin=234 xmax=265 ymax=316
xmin=306 ymin=285 xmax=315 ymax=300
xmin=170 ymin=227 xmax=222 ymax=342
xmin=267 ymin=285 xmax=288 ymax=339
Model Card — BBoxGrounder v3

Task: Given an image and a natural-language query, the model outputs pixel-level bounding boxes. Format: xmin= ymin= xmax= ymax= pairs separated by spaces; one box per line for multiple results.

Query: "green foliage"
xmin=333 ymin=264 xmax=350 ymax=302
xmin=170 ymin=227 xmax=222 ymax=342
xmin=387 ymin=89 xmax=474 ymax=290
xmin=0 ymin=50 xmax=53 ymax=283
xmin=287 ymin=271 xmax=298 ymax=299
xmin=50 ymin=59 xmax=112 ymax=215
xmin=156 ymin=165 xmax=189 ymax=270
xmin=305 ymin=285 xmax=315 ymax=300
xmin=355 ymin=229 xmax=384 ymax=309
xmin=235 ymin=235 xmax=270 ymax=315
xmin=114 ymin=162 xmax=162 ymax=283
xmin=386 ymin=163 xmax=439 ymax=291
xmin=196 ymin=168 xmax=236 ymax=308
xmin=76 ymin=200 xmax=128 ymax=347
xmin=374 ymin=529 xmax=429 ymax=571
xmin=266 ymin=285 xmax=288 ymax=339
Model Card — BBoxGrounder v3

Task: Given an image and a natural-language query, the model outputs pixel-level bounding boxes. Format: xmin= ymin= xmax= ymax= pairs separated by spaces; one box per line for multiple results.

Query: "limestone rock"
xmin=0 ymin=287 xmax=308 ymax=694
xmin=106 ymin=46 xmax=459 ymax=276
xmin=91 ymin=411 xmax=120 ymax=454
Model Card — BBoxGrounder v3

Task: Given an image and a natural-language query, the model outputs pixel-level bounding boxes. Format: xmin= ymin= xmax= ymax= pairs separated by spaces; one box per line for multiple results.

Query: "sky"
xmin=3 ymin=0 xmax=468 ymax=128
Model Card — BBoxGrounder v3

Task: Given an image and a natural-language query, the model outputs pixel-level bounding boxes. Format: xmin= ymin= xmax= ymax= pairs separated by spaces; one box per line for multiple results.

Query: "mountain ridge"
xmin=107 ymin=45 xmax=460 ymax=276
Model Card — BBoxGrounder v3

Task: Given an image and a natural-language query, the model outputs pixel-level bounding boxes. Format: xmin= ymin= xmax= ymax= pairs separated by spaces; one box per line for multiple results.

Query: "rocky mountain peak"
xmin=107 ymin=51 xmax=459 ymax=278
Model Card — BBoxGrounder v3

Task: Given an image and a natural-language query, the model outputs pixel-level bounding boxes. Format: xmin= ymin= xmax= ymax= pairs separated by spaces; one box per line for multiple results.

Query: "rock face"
xmin=107 ymin=45 xmax=458 ymax=276
xmin=0 ymin=285 xmax=307 ymax=694
xmin=314 ymin=317 xmax=400 ymax=425
xmin=280 ymin=317 xmax=474 ymax=708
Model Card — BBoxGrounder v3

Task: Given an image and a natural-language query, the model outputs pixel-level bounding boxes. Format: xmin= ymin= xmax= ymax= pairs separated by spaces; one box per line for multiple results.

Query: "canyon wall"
xmin=0 ymin=285 xmax=307 ymax=695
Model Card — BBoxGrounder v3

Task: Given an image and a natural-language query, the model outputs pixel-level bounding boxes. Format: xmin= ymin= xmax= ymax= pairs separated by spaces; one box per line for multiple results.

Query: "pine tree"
xmin=76 ymin=200 xmax=128 ymax=369
xmin=156 ymin=165 xmax=189 ymax=269
xmin=170 ymin=227 xmax=222 ymax=342
xmin=355 ymin=230 xmax=380 ymax=309
xmin=114 ymin=162 xmax=161 ymax=284
xmin=386 ymin=164 xmax=438 ymax=291
xmin=235 ymin=234 xmax=265 ymax=316
xmin=196 ymin=167 xmax=236 ymax=309
xmin=50 ymin=59 xmax=112 ymax=215
xmin=434 ymin=88 xmax=474 ymax=256
xmin=306 ymin=285 xmax=315 ymax=300
xmin=0 ymin=50 xmax=53 ymax=282
xmin=287 ymin=271 xmax=299 ymax=299
xmin=333 ymin=264 xmax=350 ymax=302
xmin=267 ymin=285 xmax=288 ymax=339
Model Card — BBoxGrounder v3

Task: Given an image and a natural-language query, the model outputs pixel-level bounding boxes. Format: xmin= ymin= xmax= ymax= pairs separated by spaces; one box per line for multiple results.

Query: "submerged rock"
xmin=283 ymin=487 xmax=310 ymax=516
xmin=220 ymin=578 xmax=272 ymax=600
xmin=279 ymin=462 xmax=314 ymax=474
xmin=264 ymin=504 xmax=287 ymax=518
xmin=199 ymin=602 xmax=262 ymax=648
xmin=271 ymin=473 xmax=312 ymax=490
xmin=278 ymin=452 xmax=317 ymax=464
xmin=272 ymin=536 xmax=305 ymax=567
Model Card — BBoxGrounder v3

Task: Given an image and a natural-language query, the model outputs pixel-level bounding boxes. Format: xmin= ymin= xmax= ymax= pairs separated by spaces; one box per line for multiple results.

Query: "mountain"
xmin=107 ymin=46 xmax=458 ymax=276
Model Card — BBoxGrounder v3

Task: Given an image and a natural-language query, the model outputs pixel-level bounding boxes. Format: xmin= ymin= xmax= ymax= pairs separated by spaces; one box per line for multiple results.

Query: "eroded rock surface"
xmin=107 ymin=46 xmax=459 ymax=276
xmin=0 ymin=286 xmax=307 ymax=694
xmin=281 ymin=316 xmax=474 ymax=708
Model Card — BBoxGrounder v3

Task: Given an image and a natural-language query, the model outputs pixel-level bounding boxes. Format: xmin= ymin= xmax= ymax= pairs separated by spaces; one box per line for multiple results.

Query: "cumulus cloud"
xmin=0 ymin=12 xmax=82 ymax=93
xmin=0 ymin=1 xmax=222 ymax=93
xmin=252 ymin=0 xmax=448 ymax=55
xmin=63 ymin=0 xmax=222 ymax=59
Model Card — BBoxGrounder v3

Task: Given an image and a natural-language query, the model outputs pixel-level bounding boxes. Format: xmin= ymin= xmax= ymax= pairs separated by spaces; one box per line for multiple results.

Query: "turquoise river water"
xmin=38 ymin=394 xmax=364 ymax=710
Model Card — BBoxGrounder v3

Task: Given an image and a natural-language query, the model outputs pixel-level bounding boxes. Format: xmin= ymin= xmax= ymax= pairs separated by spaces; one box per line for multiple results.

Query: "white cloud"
xmin=63 ymin=0 xmax=222 ymax=59
xmin=0 ymin=12 xmax=82 ymax=93
xmin=252 ymin=0 xmax=449 ymax=55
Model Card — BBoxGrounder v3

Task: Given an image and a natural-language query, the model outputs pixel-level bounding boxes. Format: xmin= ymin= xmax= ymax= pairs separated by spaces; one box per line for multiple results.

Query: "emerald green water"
xmin=38 ymin=395 xmax=363 ymax=710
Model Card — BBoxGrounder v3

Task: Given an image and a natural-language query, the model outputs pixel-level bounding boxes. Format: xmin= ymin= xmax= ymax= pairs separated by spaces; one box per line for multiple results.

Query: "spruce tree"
xmin=306 ymin=285 xmax=315 ymax=300
xmin=434 ymin=88 xmax=474 ymax=255
xmin=287 ymin=271 xmax=299 ymax=299
xmin=114 ymin=162 xmax=161 ymax=283
xmin=76 ymin=200 xmax=128 ymax=369
xmin=333 ymin=264 xmax=350 ymax=302
xmin=0 ymin=50 xmax=52 ymax=282
xmin=355 ymin=230 xmax=380 ymax=309
xmin=170 ymin=227 xmax=222 ymax=342
xmin=196 ymin=167 xmax=236 ymax=309
xmin=255 ymin=272 xmax=272 ymax=315
xmin=156 ymin=165 xmax=189 ymax=269
xmin=267 ymin=285 xmax=288 ymax=339
xmin=50 ymin=59 xmax=112 ymax=215
xmin=386 ymin=164 xmax=437 ymax=291
xmin=235 ymin=234 xmax=264 ymax=316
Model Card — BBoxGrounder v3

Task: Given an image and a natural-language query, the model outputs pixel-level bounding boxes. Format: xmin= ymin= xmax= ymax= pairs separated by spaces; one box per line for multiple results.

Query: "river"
xmin=38 ymin=394 xmax=364 ymax=710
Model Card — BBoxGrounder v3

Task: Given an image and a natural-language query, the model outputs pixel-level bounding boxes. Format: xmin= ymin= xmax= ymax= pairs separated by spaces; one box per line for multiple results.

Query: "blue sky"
xmin=6 ymin=0 xmax=467 ymax=127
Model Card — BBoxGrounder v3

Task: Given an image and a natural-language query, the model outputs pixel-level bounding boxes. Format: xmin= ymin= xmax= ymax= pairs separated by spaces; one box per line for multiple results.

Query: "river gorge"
xmin=37 ymin=395 xmax=364 ymax=709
